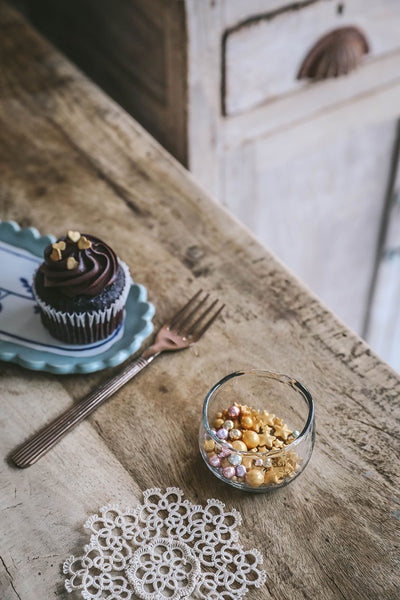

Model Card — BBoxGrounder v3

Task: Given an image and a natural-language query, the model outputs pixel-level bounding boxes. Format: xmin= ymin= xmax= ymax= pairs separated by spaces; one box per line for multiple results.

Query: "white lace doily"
xmin=63 ymin=487 xmax=266 ymax=600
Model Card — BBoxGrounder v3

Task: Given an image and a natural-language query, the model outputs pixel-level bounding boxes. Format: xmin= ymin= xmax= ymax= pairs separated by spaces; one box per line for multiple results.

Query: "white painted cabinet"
xmin=184 ymin=0 xmax=400 ymax=344
xmin=225 ymin=119 xmax=397 ymax=335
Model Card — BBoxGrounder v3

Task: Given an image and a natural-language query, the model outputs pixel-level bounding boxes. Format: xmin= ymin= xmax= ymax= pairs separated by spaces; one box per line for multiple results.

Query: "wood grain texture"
xmin=0 ymin=5 xmax=399 ymax=600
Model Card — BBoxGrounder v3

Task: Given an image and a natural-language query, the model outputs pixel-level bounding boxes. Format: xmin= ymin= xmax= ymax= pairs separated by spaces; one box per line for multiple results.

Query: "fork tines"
xmin=169 ymin=290 xmax=224 ymax=340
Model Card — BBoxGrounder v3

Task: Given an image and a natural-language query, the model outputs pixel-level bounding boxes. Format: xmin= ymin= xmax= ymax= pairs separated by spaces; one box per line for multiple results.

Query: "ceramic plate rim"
xmin=0 ymin=220 xmax=155 ymax=374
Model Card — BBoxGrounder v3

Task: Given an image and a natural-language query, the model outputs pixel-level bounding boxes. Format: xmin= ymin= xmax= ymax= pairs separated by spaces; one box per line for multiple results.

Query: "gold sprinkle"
xmin=78 ymin=235 xmax=91 ymax=250
xmin=264 ymin=469 xmax=282 ymax=485
xmin=274 ymin=423 xmax=292 ymax=441
xmin=258 ymin=431 xmax=275 ymax=449
xmin=49 ymin=247 xmax=62 ymax=261
xmin=272 ymin=438 xmax=284 ymax=449
xmin=67 ymin=230 xmax=81 ymax=242
xmin=203 ymin=439 xmax=215 ymax=453
xmin=66 ymin=256 xmax=79 ymax=270
xmin=260 ymin=411 xmax=275 ymax=427
xmin=52 ymin=241 xmax=66 ymax=251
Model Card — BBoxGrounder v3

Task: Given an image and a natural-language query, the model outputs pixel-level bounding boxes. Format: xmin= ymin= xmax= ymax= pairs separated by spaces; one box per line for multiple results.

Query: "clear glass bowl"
xmin=199 ymin=370 xmax=315 ymax=493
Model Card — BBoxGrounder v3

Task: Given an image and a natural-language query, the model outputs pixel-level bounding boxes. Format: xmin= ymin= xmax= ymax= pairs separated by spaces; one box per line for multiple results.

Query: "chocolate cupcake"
xmin=33 ymin=230 xmax=131 ymax=344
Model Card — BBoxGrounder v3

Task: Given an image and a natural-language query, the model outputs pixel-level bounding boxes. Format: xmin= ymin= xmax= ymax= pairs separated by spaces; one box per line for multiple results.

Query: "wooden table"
xmin=0 ymin=5 xmax=399 ymax=599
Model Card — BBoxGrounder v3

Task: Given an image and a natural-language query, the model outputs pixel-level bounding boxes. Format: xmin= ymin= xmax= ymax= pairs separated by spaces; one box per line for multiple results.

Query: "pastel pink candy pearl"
xmin=235 ymin=464 xmax=246 ymax=478
xmin=227 ymin=405 xmax=240 ymax=418
xmin=209 ymin=455 xmax=221 ymax=468
xmin=216 ymin=428 xmax=229 ymax=440
xmin=219 ymin=445 xmax=232 ymax=457
xmin=222 ymin=466 xmax=236 ymax=479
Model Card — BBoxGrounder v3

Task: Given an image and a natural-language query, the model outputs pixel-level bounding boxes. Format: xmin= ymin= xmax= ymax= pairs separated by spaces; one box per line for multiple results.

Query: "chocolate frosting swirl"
xmin=39 ymin=234 xmax=118 ymax=297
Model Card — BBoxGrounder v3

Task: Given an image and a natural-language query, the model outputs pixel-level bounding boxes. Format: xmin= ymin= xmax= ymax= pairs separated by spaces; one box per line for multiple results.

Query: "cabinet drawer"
xmin=223 ymin=0 xmax=400 ymax=116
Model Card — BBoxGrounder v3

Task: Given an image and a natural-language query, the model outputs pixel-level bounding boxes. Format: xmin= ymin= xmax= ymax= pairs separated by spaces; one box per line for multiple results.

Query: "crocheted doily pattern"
xmin=63 ymin=487 xmax=266 ymax=600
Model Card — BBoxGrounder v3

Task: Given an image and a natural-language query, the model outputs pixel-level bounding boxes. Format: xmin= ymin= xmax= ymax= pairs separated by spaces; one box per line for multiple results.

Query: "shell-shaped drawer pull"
xmin=297 ymin=26 xmax=369 ymax=81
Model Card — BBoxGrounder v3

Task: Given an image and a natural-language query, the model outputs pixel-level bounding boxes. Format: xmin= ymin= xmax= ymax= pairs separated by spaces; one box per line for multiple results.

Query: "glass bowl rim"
xmin=202 ymin=369 xmax=314 ymax=456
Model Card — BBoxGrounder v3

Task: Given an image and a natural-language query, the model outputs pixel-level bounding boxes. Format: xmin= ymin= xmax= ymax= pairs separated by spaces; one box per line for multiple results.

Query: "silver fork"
xmin=11 ymin=291 xmax=224 ymax=468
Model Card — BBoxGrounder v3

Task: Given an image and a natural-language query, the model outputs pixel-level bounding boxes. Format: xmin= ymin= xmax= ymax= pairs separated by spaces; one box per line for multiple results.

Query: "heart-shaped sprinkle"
xmin=66 ymin=256 xmax=79 ymax=270
xmin=49 ymin=247 xmax=62 ymax=261
xmin=77 ymin=235 xmax=91 ymax=250
xmin=52 ymin=241 xmax=66 ymax=251
xmin=67 ymin=230 xmax=81 ymax=242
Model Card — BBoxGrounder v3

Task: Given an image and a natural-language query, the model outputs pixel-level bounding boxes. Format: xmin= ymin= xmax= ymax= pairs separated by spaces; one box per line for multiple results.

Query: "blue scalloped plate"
xmin=0 ymin=221 xmax=154 ymax=374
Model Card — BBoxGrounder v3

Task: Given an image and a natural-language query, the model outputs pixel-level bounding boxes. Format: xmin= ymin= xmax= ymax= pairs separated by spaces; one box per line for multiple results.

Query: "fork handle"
xmin=11 ymin=353 xmax=157 ymax=468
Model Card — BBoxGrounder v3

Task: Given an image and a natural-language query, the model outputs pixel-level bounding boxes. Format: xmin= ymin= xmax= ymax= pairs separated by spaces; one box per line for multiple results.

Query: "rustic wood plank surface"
xmin=0 ymin=5 xmax=399 ymax=600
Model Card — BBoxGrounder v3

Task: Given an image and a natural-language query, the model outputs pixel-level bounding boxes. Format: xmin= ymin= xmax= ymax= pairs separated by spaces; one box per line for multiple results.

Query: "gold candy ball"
xmin=223 ymin=420 xmax=234 ymax=431
xmin=241 ymin=456 xmax=253 ymax=469
xmin=240 ymin=415 xmax=254 ymax=429
xmin=231 ymin=440 xmax=247 ymax=452
xmin=229 ymin=428 xmax=242 ymax=441
xmin=214 ymin=418 xmax=224 ymax=429
xmin=245 ymin=469 xmax=264 ymax=488
xmin=242 ymin=430 xmax=260 ymax=449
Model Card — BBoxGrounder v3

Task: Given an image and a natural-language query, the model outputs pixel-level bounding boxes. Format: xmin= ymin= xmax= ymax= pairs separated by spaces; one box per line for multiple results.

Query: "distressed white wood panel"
xmin=224 ymin=119 xmax=396 ymax=334
xmin=366 ymin=146 xmax=400 ymax=369
xmin=221 ymin=141 xmax=257 ymax=221
xmin=185 ymin=0 xmax=225 ymax=199
xmin=224 ymin=0 xmax=400 ymax=115
xmin=223 ymin=50 xmax=400 ymax=150
xmin=254 ymin=81 xmax=400 ymax=171
xmin=222 ymin=0 xmax=297 ymax=25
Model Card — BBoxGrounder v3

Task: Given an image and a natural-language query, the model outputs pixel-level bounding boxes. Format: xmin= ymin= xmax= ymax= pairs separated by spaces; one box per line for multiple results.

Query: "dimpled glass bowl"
xmin=199 ymin=370 xmax=315 ymax=492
